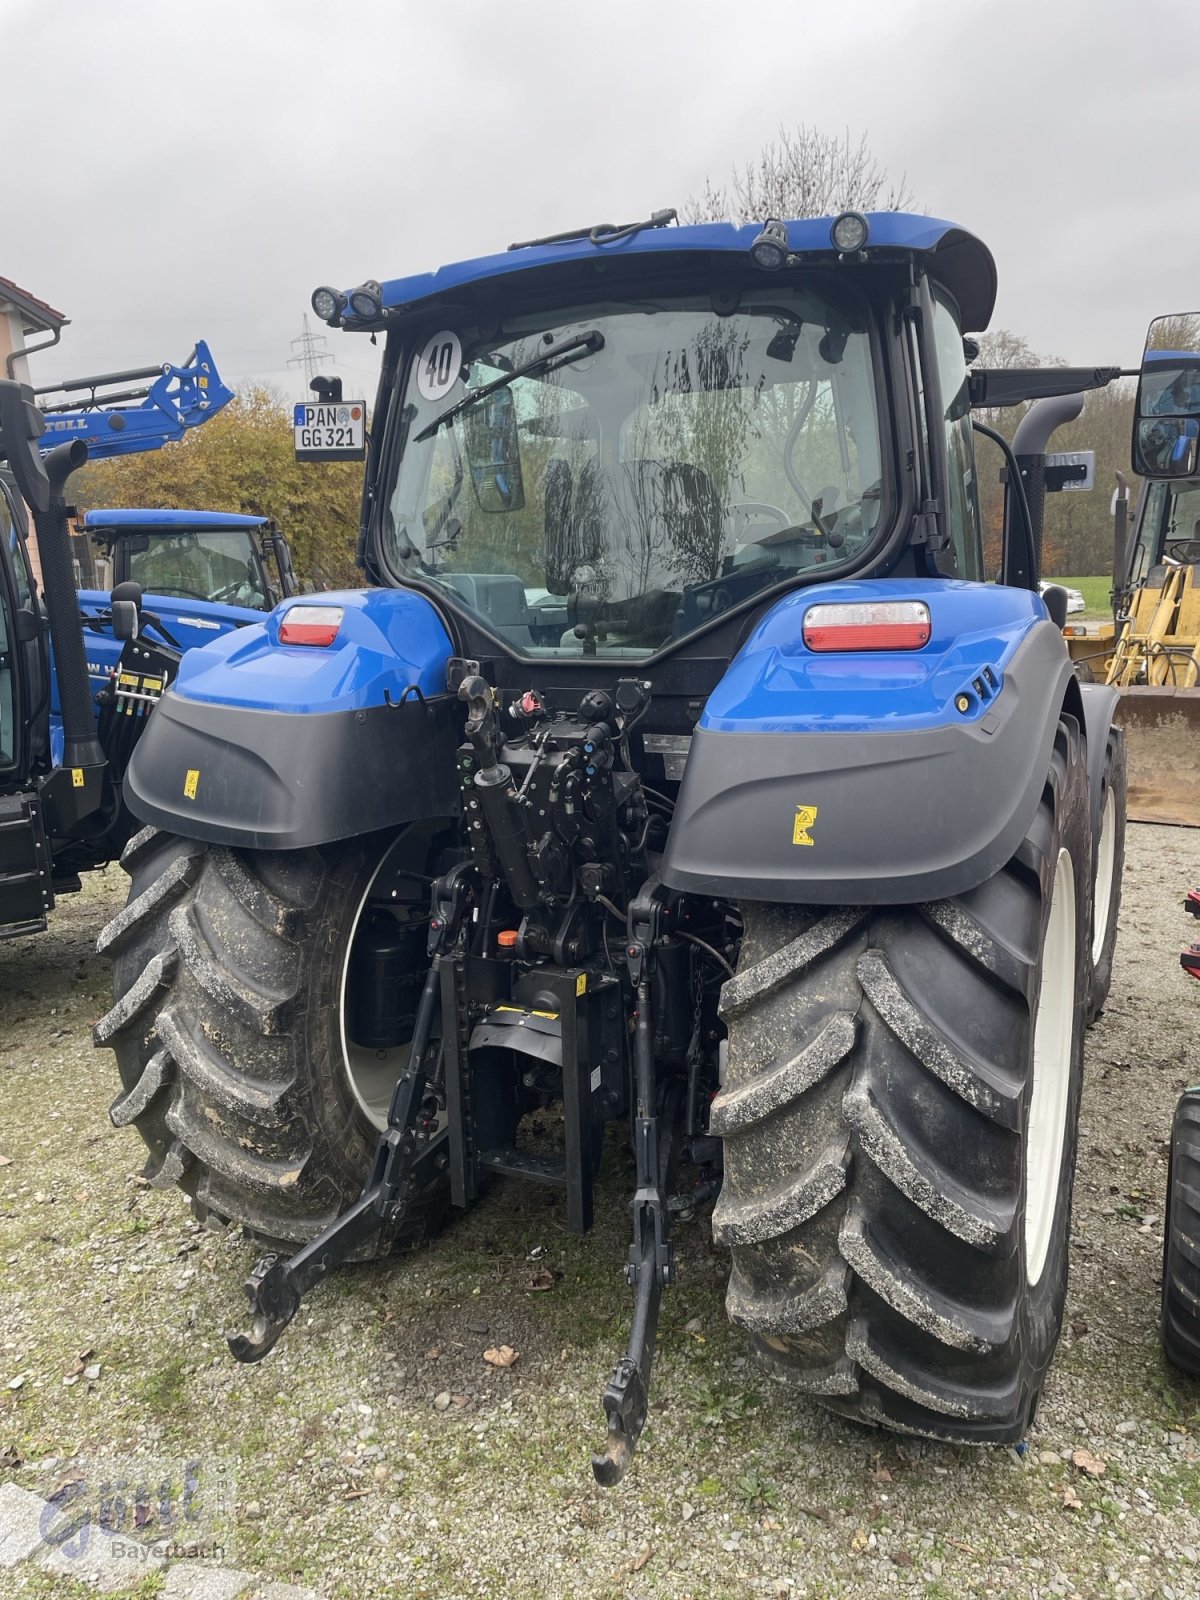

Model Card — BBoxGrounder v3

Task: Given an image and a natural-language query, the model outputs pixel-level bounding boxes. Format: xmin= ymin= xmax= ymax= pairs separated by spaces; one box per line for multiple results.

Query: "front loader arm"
xmin=33 ymin=340 xmax=233 ymax=461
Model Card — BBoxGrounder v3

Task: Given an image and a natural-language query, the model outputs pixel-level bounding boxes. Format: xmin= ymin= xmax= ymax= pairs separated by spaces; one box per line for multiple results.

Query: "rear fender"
xmin=124 ymin=588 xmax=460 ymax=849
xmin=659 ymin=579 xmax=1076 ymax=905
xmin=1076 ymin=680 xmax=1120 ymax=847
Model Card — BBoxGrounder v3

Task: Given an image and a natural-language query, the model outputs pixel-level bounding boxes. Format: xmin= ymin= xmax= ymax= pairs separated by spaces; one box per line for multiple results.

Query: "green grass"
xmin=1052 ymin=574 xmax=1110 ymax=619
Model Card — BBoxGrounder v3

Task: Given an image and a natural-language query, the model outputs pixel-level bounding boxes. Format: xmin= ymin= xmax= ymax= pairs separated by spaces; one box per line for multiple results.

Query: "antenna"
xmin=288 ymin=315 xmax=335 ymax=396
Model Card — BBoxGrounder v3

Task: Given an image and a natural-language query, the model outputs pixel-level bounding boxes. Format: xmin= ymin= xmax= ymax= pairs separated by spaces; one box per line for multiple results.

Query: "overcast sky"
xmin=5 ymin=0 xmax=1197 ymax=404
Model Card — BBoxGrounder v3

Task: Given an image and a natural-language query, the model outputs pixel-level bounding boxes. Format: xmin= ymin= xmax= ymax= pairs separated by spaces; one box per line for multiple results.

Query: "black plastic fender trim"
xmin=659 ymin=620 xmax=1075 ymax=906
xmin=1076 ymin=681 xmax=1120 ymax=846
xmin=123 ymin=690 xmax=462 ymax=850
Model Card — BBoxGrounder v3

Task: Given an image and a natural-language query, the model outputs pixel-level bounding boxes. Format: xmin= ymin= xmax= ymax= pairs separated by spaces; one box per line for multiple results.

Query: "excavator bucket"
xmin=1114 ymin=687 xmax=1200 ymax=826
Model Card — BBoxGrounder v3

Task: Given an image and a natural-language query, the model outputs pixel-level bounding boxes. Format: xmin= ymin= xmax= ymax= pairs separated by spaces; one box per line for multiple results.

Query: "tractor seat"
xmin=439 ymin=572 xmax=535 ymax=647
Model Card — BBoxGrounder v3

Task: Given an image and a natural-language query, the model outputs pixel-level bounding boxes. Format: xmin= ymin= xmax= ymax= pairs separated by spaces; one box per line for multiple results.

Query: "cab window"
xmin=931 ymin=291 xmax=982 ymax=579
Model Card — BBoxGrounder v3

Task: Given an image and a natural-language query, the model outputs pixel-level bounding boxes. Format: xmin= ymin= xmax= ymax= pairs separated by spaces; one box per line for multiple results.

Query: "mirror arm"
xmin=972 ymin=418 xmax=1037 ymax=590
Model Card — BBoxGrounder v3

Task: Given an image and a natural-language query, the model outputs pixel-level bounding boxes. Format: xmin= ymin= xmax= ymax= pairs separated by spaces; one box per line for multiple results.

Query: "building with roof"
xmin=0 ymin=275 xmax=69 ymax=386
xmin=1 ymin=277 xmax=69 ymax=582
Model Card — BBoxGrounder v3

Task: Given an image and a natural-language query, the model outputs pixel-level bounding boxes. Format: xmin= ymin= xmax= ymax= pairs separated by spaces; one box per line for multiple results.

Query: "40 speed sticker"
xmin=416 ymin=330 xmax=462 ymax=401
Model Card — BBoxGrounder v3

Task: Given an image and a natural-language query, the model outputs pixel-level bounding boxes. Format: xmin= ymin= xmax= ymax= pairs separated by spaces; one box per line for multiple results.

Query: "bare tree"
xmin=973 ymin=329 xmax=1042 ymax=371
xmin=684 ymin=125 xmax=916 ymax=224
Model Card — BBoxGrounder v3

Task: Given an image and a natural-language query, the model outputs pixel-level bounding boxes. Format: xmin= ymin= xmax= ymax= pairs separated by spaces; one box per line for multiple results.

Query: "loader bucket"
xmin=1114 ymin=686 xmax=1200 ymax=826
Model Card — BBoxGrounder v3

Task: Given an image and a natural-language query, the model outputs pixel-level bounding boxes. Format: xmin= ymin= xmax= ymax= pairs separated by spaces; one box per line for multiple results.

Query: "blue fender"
xmin=124 ymin=588 xmax=461 ymax=849
xmin=660 ymin=579 xmax=1078 ymax=905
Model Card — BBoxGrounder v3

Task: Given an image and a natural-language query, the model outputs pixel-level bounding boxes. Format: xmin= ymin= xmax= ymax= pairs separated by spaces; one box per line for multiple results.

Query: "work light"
xmin=749 ymin=219 xmax=790 ymax=271
xmin=347 ymin=281 xmax=383 ymax=319
xmin=830 ymin=211 xmax=870 ymax=253
xmin=311 ymin=286 xmax=346 ymax=324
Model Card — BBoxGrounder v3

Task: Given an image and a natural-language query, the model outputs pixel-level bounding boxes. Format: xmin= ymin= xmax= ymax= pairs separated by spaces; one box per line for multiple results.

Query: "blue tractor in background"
xmin=0 ymin=342 xmax=300 ymax=935
xmin=95 ymin=210 xmax=1135 ymax=1480
xmin=33 ymin=341 xmax=299 ymax=696
xmin=71 ymin=508 xmax=297 ymax=755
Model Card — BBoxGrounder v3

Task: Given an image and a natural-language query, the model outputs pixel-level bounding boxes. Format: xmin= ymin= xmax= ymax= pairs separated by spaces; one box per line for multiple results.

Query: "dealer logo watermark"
xmin=35 ymin=1455 xmax=236 ymax=1566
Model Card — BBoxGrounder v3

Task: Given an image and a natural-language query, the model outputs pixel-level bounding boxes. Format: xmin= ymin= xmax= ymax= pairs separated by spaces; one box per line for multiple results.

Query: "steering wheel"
xmin=149 ymin=586 xmax=209 ymax=600
xmin=211 ymin=581 xmax=257 ymax=605
xmin=728 ymin=501 xmax=790 ymax=542
xmin=1166 ymin=539 xmax=1200 ymax=565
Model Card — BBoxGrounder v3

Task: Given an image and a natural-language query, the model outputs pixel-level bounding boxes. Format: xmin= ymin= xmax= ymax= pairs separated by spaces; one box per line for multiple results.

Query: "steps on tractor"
xmin=0 ymin=790 xmax=54 ymax=939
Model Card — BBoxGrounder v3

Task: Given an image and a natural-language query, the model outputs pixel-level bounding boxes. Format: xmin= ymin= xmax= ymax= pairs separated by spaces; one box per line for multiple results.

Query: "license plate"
xmin=293 ymin=401 xmax=366 ymax=461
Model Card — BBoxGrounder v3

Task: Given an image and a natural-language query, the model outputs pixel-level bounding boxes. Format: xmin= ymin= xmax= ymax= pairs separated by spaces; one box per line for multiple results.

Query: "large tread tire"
xmin=94 ymin=826 xmax=449 ymax=1249
xmin=1163 ymin=1089 xmax=1200 ymax=1376
xmin=1086 ymin=727 xmax=1127 ymax=1025
xmin=711 ymin=715 xmax=1091 ymax=1441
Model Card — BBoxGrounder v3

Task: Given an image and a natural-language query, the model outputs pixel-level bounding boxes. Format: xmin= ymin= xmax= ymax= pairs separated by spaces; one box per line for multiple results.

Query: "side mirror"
xmin=110 ymin=579 xmax=144 ymax=642
xmin=464 ymin=388 xmax=525 ymax=513
xmin=1041 ymin=584 xmax=1069 ymax=629
xmin=111 ymin=600 xmax=140 ymax=641
xmin=1132 ymin=313 xmax=1200 ymax=477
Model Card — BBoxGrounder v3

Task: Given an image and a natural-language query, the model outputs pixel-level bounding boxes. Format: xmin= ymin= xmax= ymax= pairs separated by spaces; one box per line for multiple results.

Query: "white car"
xmin=1039 ymin=581 xmax=1086 ymax=615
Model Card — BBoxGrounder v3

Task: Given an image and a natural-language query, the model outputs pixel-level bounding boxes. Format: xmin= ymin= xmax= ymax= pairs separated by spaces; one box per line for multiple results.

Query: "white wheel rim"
xmin=1025 ymin=846 xmax=1077 ymax=1288
xmin=1091 ymin=784 xmax=1117 ymax=967
xmin=338 ymin=857 xmax=415 ymax=1133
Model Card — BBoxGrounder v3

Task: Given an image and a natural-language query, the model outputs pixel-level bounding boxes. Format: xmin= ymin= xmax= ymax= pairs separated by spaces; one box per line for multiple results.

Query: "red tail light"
xmin=278 ymin=605 xmax=344 ymax=647
xmin=803 ymin=600 xmax=931 ymax=652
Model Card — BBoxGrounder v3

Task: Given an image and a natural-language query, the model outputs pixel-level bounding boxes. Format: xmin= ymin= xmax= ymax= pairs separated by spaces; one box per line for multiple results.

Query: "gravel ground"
xmin=1 ymin=824 xmax=1199 ymax=1600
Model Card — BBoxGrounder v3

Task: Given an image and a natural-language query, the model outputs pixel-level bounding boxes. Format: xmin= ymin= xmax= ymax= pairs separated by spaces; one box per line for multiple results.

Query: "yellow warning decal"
xmin=792 ymin=804 xmax=818 ymax=846
xmin=183 ymin=769 xmax=200 ymax=800
xmin=71 ymin=768 xmax=85 ymax=789
xmin=575 ymin=973 xmax=587 ymax=997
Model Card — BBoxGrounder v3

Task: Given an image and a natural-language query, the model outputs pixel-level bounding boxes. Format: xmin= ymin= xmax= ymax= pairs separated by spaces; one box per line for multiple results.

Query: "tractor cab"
xmin=81 ymin=510 xmax=297 ymax=612
xmin=354 ymin=213 xmax=998 ymax=698
xmin=74 ymin=510 xmax=300 ymax=674
xmin=1125 ymin=477 xmax=1200 ymax=593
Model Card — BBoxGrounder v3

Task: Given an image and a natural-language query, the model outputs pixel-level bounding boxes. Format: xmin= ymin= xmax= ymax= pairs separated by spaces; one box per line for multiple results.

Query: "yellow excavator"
xmin=1105 ymin=316 xmax=1200 ymax=826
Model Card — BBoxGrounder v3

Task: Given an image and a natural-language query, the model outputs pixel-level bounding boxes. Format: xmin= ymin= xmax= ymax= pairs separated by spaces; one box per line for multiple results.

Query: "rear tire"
xmin=1086 ymin=727 xmax=1126 ymax=1025
xmin=1163 ymin=1089 xmax=1200 ymax=1376
xmin=94 ymin=826 xmax=449 ymax=1248
xmin=712 ymin=715 xmax=1091 ymax=1440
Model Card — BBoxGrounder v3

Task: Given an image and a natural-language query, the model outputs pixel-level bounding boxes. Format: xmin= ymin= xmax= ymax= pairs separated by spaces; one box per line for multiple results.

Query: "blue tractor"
xmin=0 ymin=343 xmax=300 ymax=936
xmin=73 ymin=508 xmax=297 ymax=734
xmin=95 ymin=211 xmax=1134 ymax=1479
xmin=32 ymin=341 xmax=297 ymax=690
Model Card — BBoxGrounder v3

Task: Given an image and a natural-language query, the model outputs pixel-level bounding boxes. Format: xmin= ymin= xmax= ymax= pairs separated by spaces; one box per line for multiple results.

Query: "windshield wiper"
xmin=414 ymin=330 xmax=605 ymax=443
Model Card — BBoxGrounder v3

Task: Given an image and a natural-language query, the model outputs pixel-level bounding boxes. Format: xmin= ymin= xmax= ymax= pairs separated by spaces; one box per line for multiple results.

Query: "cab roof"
xmin=372 ymin=213 xmax=997 ymax=333
xmin=83 ymin=509 xmax=268 ymax=530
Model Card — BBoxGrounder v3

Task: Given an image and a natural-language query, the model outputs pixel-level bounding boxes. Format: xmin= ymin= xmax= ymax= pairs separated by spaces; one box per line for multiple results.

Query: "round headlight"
xmin=311 ymin=286 xmax=345 ymax=323
xmin=348 ymin=280 xmax=383 ymax=319
xmin=830 ymin=211 xmax=870 ymax=253
xmin=749 ymin=219 xmax=790 ymax=271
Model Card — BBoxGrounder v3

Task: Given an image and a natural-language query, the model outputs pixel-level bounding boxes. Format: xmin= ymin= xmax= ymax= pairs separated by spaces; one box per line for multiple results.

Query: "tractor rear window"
xmin=382 ymin=284 xmax=884 ymax=656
